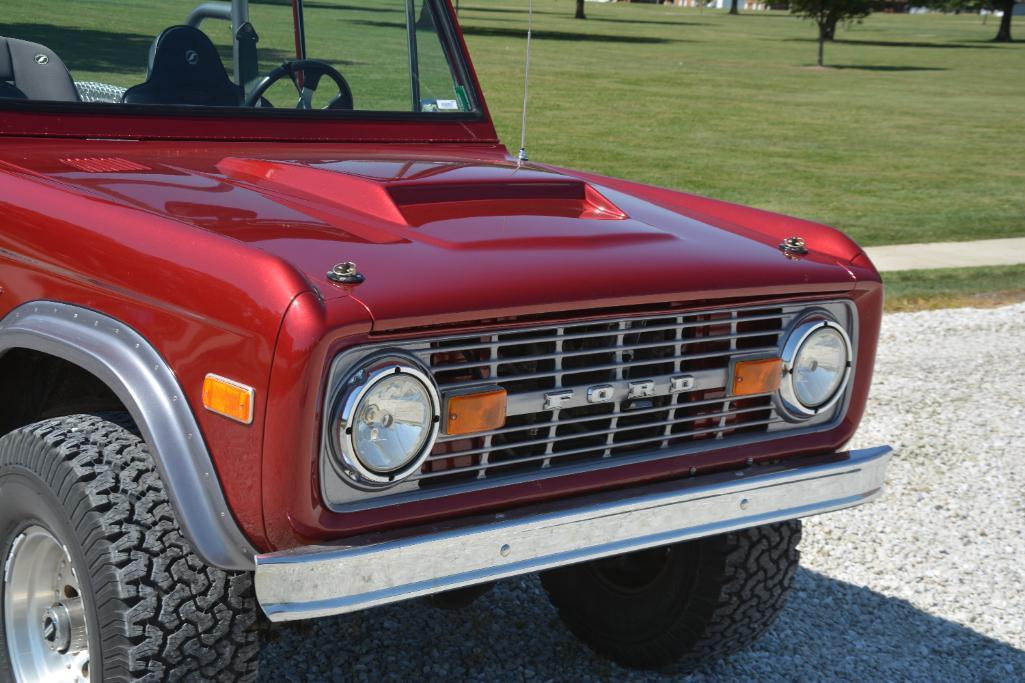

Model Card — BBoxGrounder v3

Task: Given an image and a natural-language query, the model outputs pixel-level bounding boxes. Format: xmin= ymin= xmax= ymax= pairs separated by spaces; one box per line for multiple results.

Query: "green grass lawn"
xmin=460 ymin=1 xmax=1024 ymax=247
xmin=883 ymin=264 xmax=1025 ymax=311
xmin=5 ymin=0 xmax=1024 ymax=248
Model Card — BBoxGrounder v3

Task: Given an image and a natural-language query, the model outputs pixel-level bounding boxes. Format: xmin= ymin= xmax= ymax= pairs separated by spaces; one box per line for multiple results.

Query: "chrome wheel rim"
xmin=3 ymin=525 xmax=91 ymax=683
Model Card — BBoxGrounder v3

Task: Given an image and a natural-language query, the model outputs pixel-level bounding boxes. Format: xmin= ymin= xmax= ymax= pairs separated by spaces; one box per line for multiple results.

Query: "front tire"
xmin=0 ymin=414 xmax=259 ymax=682
xmin=540 ymin=520 xmax=801 ymax=672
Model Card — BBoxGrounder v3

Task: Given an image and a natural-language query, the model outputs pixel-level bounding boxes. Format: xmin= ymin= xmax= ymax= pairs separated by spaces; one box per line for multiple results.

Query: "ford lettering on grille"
xmin=549 ymin=375 xmax=696 ymax=410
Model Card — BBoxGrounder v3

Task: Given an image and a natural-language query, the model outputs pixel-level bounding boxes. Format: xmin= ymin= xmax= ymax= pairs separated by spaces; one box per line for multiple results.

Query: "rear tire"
xmin=540 ymin=520 xmax=801 ymax=672
xmin=0 ymin=413 xmax=259 ymax=682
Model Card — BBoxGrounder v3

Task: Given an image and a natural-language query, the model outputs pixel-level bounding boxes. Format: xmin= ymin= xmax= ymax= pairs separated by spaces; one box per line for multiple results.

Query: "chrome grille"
xmin=322 ymin=300 xmax=855 ymax=511
xmin=409 ymin=305 xmax=798 ymax=489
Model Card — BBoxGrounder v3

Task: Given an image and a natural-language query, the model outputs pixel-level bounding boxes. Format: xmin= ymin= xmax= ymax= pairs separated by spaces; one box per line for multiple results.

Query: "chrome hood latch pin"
xmin=779 ymin=236 xmax=809 ymax=257
xmin=327 ymin=261 xmax=365 ymax=284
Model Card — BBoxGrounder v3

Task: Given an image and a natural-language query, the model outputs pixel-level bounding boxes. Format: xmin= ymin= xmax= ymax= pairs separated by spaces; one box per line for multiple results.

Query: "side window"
xmin=413 ymin=0 xmax=469 ymax=112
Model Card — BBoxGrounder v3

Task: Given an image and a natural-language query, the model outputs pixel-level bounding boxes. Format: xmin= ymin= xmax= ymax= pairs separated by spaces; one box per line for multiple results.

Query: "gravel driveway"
xmin=261 ymin=303 xmax=1025 ymax=681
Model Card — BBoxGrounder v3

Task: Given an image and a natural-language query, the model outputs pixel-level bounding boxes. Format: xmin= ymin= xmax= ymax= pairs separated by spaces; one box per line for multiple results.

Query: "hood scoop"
xmin=216 ymin=157 xmax=628 ymax=228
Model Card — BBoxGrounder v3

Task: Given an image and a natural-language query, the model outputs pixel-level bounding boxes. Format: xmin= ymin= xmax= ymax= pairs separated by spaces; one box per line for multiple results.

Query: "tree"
xmin=576 ymin=0 xmax=586 ymax=19
xmin=993 ymin=0 xmax=1015 ymax=40
xmin=730 ymin=0 xmax=741 ymax=14
xmin=925 ymin=0 xmax=1015 ymax=41
xmin=788 ymin=0 xmax=875 ymax=65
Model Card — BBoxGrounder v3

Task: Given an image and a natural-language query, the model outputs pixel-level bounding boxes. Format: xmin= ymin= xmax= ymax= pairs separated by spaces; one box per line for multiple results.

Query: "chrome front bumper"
xmin=255 ymin=446 xmax=892 ymax=622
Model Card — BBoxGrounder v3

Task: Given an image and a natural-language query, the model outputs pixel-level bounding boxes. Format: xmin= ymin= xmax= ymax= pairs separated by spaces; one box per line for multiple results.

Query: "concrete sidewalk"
xmin=864 ymin=237 xmax=1025 ymax=272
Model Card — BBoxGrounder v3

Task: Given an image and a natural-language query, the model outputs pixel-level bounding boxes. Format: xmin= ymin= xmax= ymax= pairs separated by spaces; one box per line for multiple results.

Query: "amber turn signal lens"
xmin=731 ymin=358 xmax=783 ymax=397
xmin=202 ymin=374 xmax=254 ymax=425
xmin=445 ymin=387 xmax=507 ymax=435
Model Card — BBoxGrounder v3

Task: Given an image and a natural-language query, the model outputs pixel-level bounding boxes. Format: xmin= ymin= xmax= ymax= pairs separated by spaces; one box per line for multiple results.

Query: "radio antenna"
xmin=517 ymin=0 xmax=534 ymax=165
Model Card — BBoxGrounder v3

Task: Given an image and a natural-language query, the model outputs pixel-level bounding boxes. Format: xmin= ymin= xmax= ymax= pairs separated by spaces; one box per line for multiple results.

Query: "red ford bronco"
xmin=0 ymin=1 xmax=891 ymax=680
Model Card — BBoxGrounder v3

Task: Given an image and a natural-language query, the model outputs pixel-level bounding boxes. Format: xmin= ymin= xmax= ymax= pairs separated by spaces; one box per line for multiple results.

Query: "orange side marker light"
xmin=202 ymin=374 xmax=254 ymax=425
xmin=445 ymin=387 xmax=507 ymax=436
xmin=731 ymin=358 xmax=783 ymax=397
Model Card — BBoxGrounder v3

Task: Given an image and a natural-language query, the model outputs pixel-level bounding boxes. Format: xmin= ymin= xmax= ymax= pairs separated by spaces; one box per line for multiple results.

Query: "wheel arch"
xmin=0 ymin=301 xmax=256 ymax=570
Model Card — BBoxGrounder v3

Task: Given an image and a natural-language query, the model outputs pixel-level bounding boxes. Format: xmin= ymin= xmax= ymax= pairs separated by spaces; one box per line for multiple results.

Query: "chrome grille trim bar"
xmin=427 ymin=406 xmax=779 ymax=459
xmin=502 ymin=367 xmax=727 ymax=417
xmin=436 ymin=391 xmax=776 ymax=442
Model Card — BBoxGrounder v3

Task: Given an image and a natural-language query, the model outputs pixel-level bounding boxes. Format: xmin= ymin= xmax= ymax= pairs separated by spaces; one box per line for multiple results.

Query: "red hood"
xmin=0 ymin=139 xmax=864 ymax=331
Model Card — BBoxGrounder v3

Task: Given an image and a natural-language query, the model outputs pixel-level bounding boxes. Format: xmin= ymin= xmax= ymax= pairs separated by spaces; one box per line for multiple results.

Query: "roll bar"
xmin=185 ymin=2 xmax=233 ymax=27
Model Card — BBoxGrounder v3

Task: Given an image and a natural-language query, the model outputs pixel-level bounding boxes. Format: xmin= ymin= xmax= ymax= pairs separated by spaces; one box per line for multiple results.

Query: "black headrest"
xmin=0 ymin=82 xmax=27 ymax=99
xmin=0 ymin=39 xmax=13 ymax=81
xmin=122 ymin=26 xmax=240 ymax=107
xmin=0 ymin=36 xmax=79 ymax=102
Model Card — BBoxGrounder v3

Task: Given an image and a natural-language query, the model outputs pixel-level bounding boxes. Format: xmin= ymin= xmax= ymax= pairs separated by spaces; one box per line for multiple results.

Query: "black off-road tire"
xmin=0 ymin=413 xmax=259 ymax=681
xmin=540 ymin=520 xmax=802 ymax=673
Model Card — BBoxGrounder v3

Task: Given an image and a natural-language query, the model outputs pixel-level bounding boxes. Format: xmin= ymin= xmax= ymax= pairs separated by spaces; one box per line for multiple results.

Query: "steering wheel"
xmin=246 ymin=59 xmax=354 ymax=110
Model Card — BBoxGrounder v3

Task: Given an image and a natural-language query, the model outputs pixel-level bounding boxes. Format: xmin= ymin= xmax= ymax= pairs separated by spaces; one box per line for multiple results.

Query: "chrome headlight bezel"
xmin=329 ymin=354 xmax=441 ymax=489
xmin=777 ymin=316 xmax=853 ymax=421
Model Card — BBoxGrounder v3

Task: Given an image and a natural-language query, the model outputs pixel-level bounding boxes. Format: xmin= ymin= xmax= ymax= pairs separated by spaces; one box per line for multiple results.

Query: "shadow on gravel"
xmin=260 ymin=569 xmax=1024 ymax=681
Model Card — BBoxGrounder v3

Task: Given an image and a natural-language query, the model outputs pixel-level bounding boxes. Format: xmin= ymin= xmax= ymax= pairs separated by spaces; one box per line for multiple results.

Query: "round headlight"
xmin=333 ymin=357 xmax=440 ymax=487
xmin=779 ymin=319 xmax=852 ymax=419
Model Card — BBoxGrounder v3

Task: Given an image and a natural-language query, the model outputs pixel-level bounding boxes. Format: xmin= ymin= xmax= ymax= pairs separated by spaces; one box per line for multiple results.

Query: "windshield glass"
xmin=0 ymin=0 xmax=476 ymax=115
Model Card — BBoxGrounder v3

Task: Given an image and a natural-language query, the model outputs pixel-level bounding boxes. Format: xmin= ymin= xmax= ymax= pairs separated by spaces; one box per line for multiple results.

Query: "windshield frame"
xmin=0 ymin=0 xmax=497 ymax=143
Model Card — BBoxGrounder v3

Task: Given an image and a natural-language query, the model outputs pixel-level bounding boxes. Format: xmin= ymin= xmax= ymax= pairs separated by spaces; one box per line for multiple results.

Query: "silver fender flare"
xmin=0 ymin=302 xmax=256 ymax=570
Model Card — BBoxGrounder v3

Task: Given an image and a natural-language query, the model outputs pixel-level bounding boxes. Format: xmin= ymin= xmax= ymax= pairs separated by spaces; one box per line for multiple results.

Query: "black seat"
xmin=0 ymin=36 xmax=80 ymax=102
xmin=122 ymin=26 xmax=241 ymax=107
